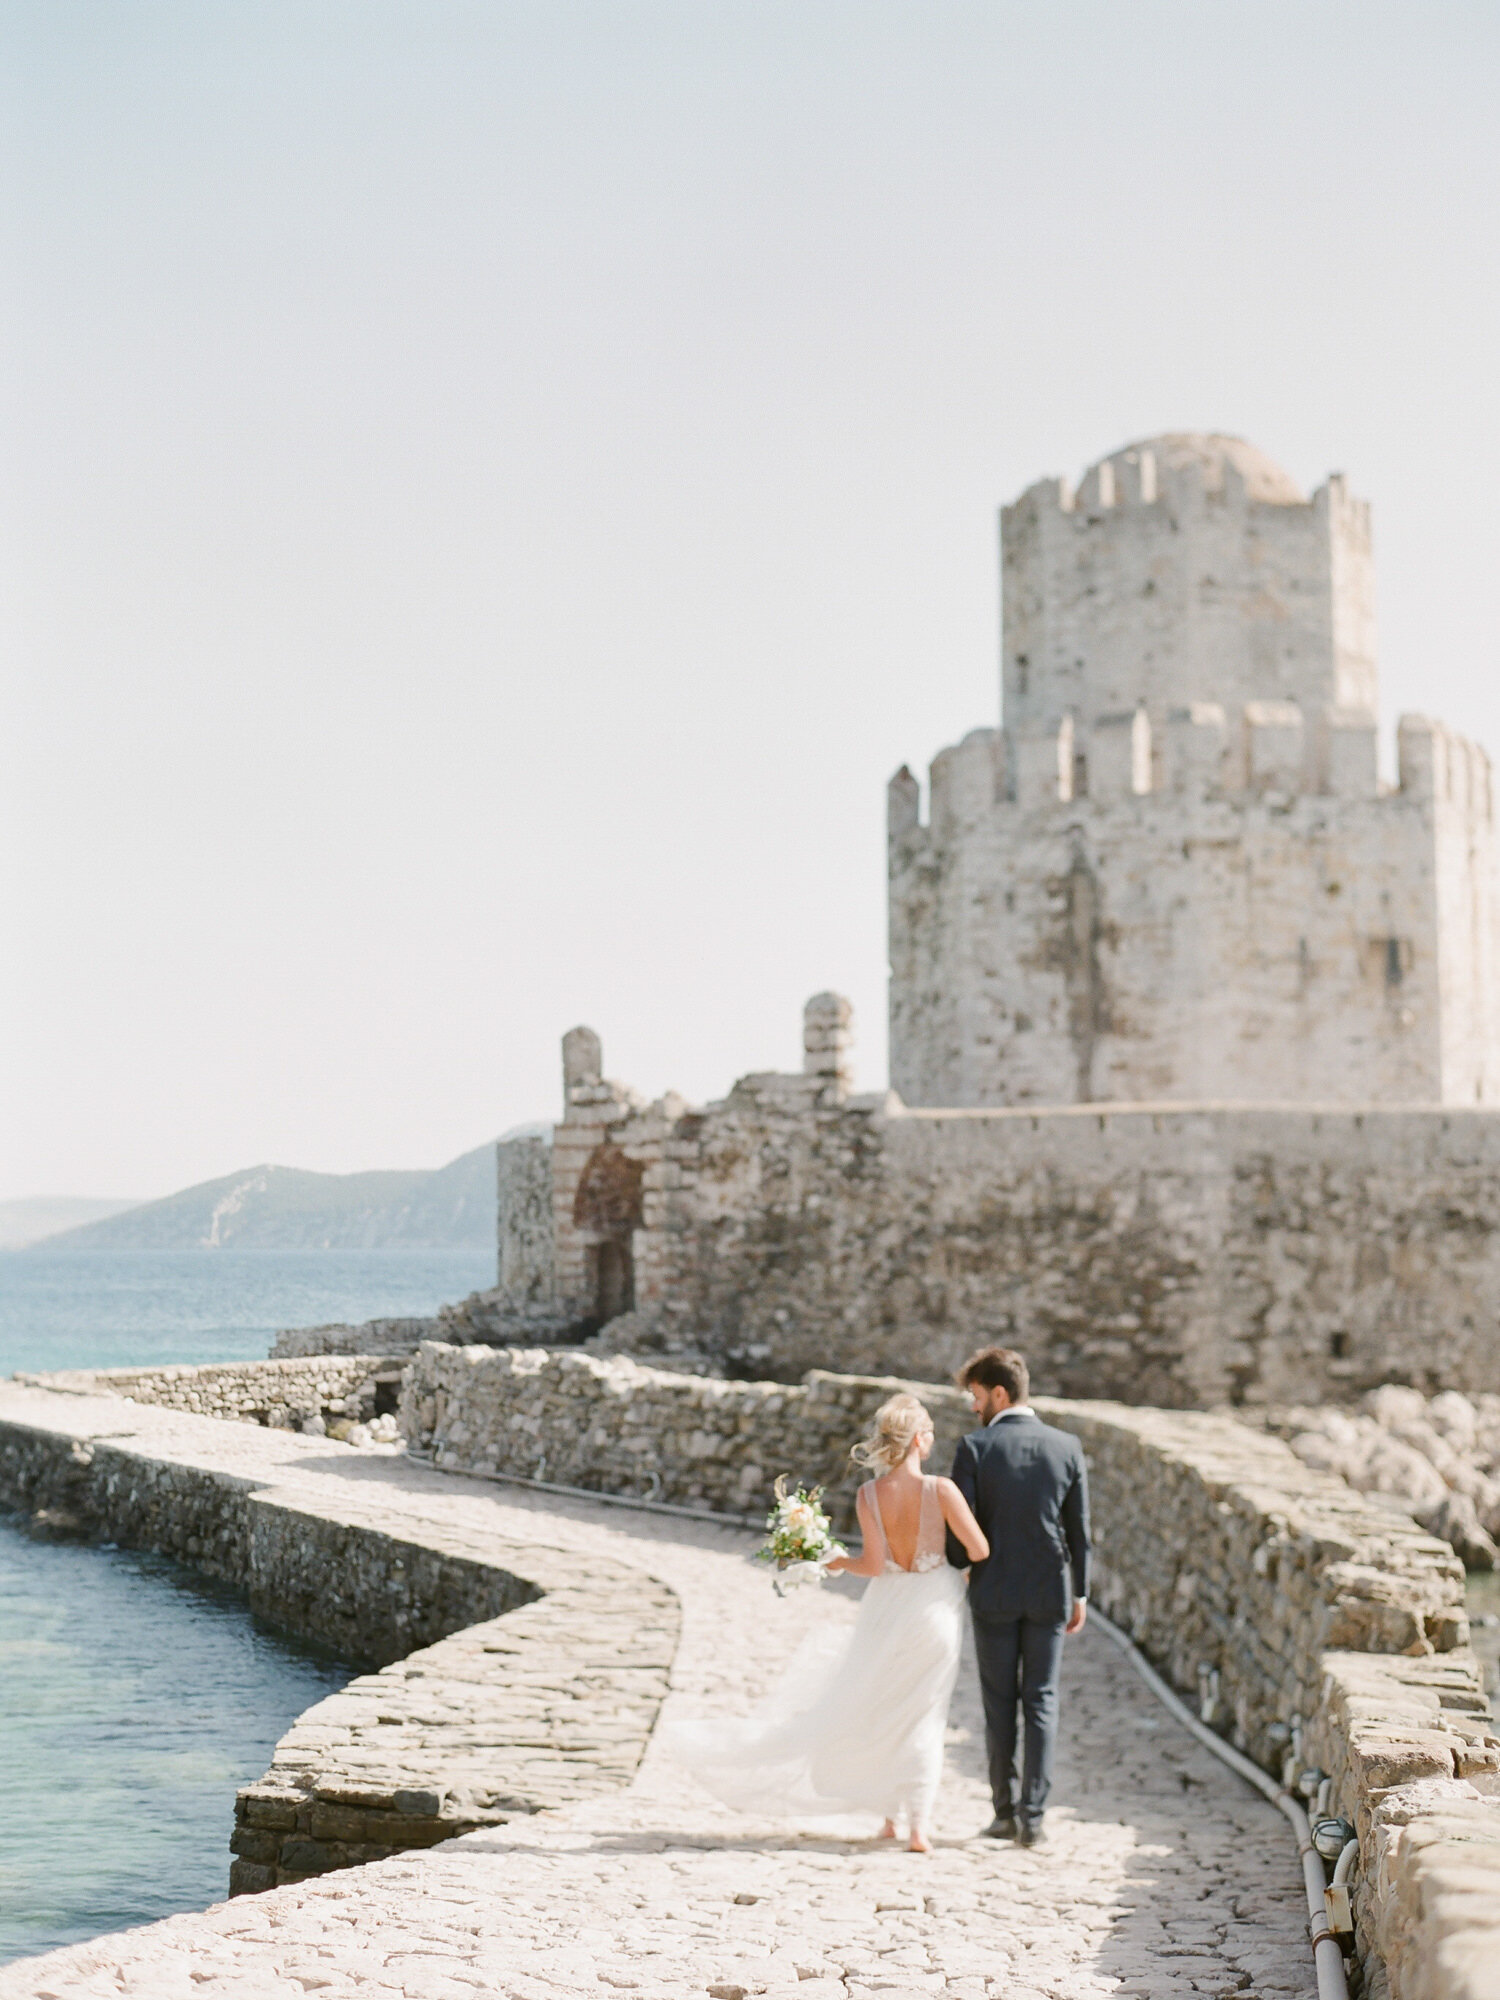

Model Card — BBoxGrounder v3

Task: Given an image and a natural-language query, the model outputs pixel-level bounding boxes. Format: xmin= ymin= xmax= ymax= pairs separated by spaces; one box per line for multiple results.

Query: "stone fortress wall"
xmin=19 ymin=437 xmax=1500 ymax=1988
xmin=478 ymin=1001 xmax=1500 ymax=1406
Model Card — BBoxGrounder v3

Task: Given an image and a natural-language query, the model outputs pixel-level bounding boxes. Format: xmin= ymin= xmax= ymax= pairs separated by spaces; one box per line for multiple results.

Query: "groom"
xmin=948 ymin=1346 xmax=1090 ymax=1847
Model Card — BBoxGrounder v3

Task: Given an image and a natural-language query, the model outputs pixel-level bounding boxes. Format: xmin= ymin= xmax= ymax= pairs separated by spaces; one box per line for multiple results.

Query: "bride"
xmin=664 ymin=1393 xmax=989 ymax=1852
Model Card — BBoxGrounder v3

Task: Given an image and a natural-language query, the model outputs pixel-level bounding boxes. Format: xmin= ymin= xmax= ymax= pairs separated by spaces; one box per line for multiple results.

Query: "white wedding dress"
xmin=664 ymin=1475 xmax=967 ymax=1829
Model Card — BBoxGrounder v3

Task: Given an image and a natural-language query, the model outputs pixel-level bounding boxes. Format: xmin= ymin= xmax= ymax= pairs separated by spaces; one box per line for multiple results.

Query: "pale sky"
xmin=3 ymin=2 xmax=1498 ymax=1202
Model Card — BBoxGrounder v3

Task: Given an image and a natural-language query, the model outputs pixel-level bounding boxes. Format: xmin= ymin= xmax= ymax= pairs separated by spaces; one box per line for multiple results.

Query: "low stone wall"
xmin=235 ymin=1542 xmax=676 ymax=1889
xmin=1307 ymin=1655 xmax=1500 ymax=2000
xmin=269 ymin=1294 xmax=582 ymax=1361
xmin=1053 ymin=1404 xmax=1500 ymax=1997
xmin=1056 ymin=1405 xmax=1471 ymax=1761
xmin=0 ymin=1400 xmax=678 ymax=1892
xmin=402 ymin=1341 xmax=976 ymax=1531
xmin=272 ymin=1319 xmax=439 ymax=1360
xmin=412 ymin=1346 xmax=1500 ymax=1999
xmin=15 ymin=1356 xmax=403 ymax=1433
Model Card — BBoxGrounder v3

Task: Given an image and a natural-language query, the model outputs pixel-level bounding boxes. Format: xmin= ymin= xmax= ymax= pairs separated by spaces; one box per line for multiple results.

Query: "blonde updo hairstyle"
xmin=850 ymin=1393 xmax=933 ymax=1476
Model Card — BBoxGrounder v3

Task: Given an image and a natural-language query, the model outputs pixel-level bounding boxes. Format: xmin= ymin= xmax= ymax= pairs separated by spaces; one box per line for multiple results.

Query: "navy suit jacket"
xmin=949 ymin=1412 xmax=1091 ymax=1625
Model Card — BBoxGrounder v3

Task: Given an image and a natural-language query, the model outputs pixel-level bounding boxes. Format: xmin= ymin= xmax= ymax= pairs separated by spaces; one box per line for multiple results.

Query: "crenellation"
xmin=1089 ymin=705 xmax=1152 ymax=802
xmin=1324 ymin=707 xmax=1380 ymax=798
xmin=1009 ymin=714 xmax=1074 ymax=807
xmin=461 ymin=433 xmax=1500 ymax=1429
xmin=886 ymin=761 xmax=920 ymax=839
xmin=1163 ymin=701 xmax=1228 ymax=795
xmin=560 ymin=1024 xmax=602 ymax=1094
xmin=1244 ymin=698 xmax=1306 ymax=793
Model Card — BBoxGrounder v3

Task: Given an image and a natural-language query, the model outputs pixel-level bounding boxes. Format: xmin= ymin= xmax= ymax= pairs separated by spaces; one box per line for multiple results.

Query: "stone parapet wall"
xmin=524 ymin=1013 xmax=1500 ymax=1407
xmin=1056 ymin=1407 xmax=1500 ymax=1994
xmin=412 ymin=1347 xmax=1500 ymax=1998
xmin=271 ymin=1319 xmax=440 ymax=1360
xmin=0 ymin=1418 xmax=527 ymax=1654
xmin=1306 ymin=1654 xmax=1500 ymax=1999
xmin=402 ymin=1341 xmax=976 ymax=1532
xmin=1053 ymin=1404 xmax=1471 ymax=1765
xmin=235 ymin=1551 xmax=675 ymax=1890
xmin=17 ymin=1355 xmax=402 ymax=1431
xmin=0 ymin=1399 xmax=678 ymax=1893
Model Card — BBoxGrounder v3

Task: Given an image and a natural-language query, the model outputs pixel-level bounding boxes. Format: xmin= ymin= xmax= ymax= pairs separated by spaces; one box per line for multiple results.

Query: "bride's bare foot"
xmin=877 ymin=1819 xmax=898 ymax=1841
xmin=907 ymin=1830 xmax=932 ymax=1853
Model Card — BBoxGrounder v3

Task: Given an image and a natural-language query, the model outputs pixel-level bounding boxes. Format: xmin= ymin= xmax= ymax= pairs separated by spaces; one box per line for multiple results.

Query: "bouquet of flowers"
xmin=758 ymin=1476 xmax=847 ymax=1594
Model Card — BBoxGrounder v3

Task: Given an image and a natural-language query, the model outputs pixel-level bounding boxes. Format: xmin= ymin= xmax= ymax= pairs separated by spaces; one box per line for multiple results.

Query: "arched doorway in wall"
xmin=573 ymin=1143 xmax=645 ymax=1330
xmin=594 ymin=1237 xmax=634 ymax=1323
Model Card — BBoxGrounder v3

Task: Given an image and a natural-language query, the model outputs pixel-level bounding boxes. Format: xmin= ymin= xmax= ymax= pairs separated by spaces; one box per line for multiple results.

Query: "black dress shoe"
xmin=981 ymin=1815 xmax=1018 ymax=1839
xmin=1017 ymin=1820 xmax=1047 ymax=1847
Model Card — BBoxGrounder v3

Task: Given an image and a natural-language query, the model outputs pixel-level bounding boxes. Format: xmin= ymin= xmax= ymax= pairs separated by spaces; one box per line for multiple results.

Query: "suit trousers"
xmin=971 ymin=1613 xmax=1066 ymax=1825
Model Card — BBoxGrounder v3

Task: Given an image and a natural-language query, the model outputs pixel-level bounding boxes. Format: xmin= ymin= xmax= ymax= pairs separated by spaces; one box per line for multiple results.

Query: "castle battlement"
xmin=890 ymin=434 xmax=1500 ymax=1110
xmin=896 ymin=705 xmax=1495 ymax=830
xmin=1000 ymin=433 xmax=1377 ymax=743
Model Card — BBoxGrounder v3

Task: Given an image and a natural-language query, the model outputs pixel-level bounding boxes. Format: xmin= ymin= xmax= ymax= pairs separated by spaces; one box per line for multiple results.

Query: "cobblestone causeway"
xmin=0 ymin=1390 xmax=1316 ymax=2000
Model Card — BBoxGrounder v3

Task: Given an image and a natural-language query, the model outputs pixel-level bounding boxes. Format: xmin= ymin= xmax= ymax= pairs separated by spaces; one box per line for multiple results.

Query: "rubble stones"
xmin=1254 ymin=1386 xmax=1500 ymax=1569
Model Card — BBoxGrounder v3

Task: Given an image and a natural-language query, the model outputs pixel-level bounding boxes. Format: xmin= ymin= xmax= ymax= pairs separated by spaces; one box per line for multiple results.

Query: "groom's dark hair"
xmin=957 ymin=1347 xmax=1029 ymax=1404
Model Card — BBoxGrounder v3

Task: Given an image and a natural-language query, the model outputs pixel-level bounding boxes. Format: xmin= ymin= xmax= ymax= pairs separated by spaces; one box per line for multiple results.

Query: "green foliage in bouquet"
xmin=757 ymin=1474 xmax=848 ymax=1570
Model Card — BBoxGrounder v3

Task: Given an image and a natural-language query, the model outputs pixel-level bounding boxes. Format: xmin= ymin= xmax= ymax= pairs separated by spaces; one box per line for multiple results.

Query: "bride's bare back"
xmin=866 ymin=1473 xmax=947 ymax=1573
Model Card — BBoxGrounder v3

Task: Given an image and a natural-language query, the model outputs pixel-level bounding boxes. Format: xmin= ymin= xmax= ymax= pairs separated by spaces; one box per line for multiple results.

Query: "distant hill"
xmin=39 ymin=1143 xmax=499 ymax=1251
xmin=0 ymin=1196 xmax=142 ymax=1251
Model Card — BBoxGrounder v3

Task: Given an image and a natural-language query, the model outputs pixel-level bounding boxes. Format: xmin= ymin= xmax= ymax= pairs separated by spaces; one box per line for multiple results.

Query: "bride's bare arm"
xmin=936 ymin=1477 xmax=989 ymax=1562
xmin=824 ymin=1484 xmax=885 ymax=1577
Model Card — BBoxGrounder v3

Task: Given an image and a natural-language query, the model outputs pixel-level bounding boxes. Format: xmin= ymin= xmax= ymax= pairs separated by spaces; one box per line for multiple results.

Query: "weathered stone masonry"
xmin=18 ymin=1354 xmax=403 ymax=1430
xmin=892 ymin=433 xmax=1500 ymax=1111
xmin=491 ymin=1013 xmax=1500 ymax=1405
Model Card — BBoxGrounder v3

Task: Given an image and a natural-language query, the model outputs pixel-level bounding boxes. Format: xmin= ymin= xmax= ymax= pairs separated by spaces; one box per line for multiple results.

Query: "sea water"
xmin=0 ymin=1246 xmax=495 ymax=1964
xmin=0 ymin=1519 xmax=354 ymax=1963
xmin=0 ymin=1245 xmax=496 ymax=1377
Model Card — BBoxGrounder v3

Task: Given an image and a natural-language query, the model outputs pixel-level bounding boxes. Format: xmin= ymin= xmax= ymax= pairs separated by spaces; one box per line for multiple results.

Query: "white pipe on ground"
xmin=1090 ymin=1608 xmax=1350 ymax=2000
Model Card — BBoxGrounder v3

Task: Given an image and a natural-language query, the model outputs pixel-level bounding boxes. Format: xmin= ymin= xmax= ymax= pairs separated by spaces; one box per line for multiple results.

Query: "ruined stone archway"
xmin=573 ymin=1144 xmax=645 ymax=1328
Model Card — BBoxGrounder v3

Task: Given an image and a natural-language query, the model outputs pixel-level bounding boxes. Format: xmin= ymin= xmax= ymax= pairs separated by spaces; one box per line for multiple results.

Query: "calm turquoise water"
xmin=0 ymin=1247 xmax=495 ymax=1965
xmin=0 ymin=1245 xmax=496 ymax=1377
xmin=0 ymin=1515 xmax=353 ymax=1963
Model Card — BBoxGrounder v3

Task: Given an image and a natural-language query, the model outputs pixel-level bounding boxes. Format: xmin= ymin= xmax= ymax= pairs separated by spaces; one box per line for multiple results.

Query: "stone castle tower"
xmin=888 ymin=433 xmax=1500 ymax=1107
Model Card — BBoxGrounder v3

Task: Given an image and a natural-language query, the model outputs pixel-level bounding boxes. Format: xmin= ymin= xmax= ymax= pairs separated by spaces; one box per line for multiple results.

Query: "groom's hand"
xmin=1065 ymin=1599 xmax=1087 ymax=1635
